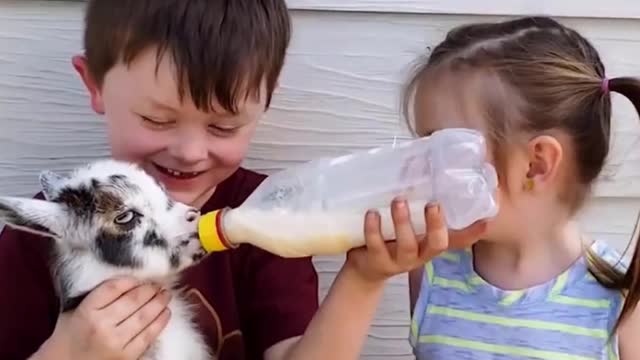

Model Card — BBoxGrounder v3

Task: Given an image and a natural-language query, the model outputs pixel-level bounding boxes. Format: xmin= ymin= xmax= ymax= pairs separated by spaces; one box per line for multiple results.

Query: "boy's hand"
xmin=344 ymin=198 xmax=487 ymax=284
xmin=40 ymin=278 xmax=171 ymax=360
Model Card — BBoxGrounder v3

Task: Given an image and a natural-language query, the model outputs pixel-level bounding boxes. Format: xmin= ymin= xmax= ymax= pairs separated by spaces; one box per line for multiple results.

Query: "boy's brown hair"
xmin=82 ymin=0 xmax=291 ymax=113
xmin=403 ymin=16 xmax=640 ymax=331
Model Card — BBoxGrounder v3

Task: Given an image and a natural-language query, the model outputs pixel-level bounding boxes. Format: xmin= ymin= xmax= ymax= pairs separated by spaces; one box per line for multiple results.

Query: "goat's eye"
xmin=114 ymin=210 xmax=136 ymax=224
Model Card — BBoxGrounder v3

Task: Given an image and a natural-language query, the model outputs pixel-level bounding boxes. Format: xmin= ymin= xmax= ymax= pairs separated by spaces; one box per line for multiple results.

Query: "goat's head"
xmin=0 ymin=159 xmax=206 ymax=281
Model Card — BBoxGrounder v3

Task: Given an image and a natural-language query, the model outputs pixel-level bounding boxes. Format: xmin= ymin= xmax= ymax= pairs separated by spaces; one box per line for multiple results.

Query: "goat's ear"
xmin=0 ymin=196 xmax=64 ymax=239
xmin=39 ymin=170 xmax=67 ymax=200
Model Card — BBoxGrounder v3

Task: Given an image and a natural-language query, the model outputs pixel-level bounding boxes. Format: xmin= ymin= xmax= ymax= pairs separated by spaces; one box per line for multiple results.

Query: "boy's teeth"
xmin=157 ymin=164 xmax=201 ymax=178
xmin=155 ymin=164 xmax=203 ymax=179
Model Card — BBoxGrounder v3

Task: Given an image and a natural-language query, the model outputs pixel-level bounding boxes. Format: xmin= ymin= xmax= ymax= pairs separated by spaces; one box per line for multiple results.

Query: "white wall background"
xmin=1 ymin=1 xmax=640 ymax=358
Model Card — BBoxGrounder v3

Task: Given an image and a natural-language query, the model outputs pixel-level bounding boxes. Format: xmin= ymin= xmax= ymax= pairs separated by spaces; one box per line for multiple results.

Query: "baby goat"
xmin=0 ymin=159 xmax=211 ymax=360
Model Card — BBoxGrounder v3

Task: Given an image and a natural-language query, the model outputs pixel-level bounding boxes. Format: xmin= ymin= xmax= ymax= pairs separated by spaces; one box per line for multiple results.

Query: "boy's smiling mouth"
xmin=153 ymin=163 xmax=205 ymax=180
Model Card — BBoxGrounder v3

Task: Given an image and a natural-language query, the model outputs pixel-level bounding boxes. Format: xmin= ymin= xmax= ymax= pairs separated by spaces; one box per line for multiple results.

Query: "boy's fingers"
xmin=82 ymin=277 xmax=141 ymax=311
xmin=123 ymin=307 xmax=171 ymax=358
xmin=117 ymin=289 xmax=172 ymax=347
xmin=106 ymin=284 xmax=162 ymax=326
xmin=391 ymin=198 xmax=419 ymax=265
xmin=419 ymin=204 xmax=448 ymax=259
xmin=364 ymin=209 xmax=392 ymax=266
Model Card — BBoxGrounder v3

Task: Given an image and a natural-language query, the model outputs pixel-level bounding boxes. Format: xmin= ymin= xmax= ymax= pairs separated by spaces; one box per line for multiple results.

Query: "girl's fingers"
xmin=391 ymin=198 xmax=419 ymax=265
xmin=364 ymin=209 xmax=393 ymax=267
xmin=449 ymin=220 xmax=487 ymax=249
xmin=419 ymin=204 xmax=449 ymax=259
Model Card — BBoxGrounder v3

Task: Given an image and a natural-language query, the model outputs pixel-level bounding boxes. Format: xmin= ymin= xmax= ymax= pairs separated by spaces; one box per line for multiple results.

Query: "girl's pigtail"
xmin=589 ymin=77 xmax=640 ymax=330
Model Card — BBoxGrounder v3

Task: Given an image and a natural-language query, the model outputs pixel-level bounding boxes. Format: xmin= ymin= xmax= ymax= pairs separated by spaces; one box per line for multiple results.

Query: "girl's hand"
xmin=344 ymin=198 xmax=487 ymax=284
xmin=36 ymin=277 xmax=172 ymax=360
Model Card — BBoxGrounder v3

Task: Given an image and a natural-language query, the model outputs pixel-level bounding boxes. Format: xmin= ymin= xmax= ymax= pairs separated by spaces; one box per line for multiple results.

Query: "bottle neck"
xmin=198 ymin=208 xmax=236 ymax=253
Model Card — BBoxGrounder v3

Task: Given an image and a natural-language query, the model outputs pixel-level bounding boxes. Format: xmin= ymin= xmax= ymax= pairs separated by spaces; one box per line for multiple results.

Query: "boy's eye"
xmin=141 ymin=115 xmax=173 ymax=127
xmin=208 ymin=125 xmax=238 ymax=137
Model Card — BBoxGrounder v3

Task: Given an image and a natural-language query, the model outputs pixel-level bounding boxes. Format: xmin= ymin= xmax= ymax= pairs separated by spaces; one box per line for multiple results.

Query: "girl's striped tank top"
xmin=410 ymin=240 xmax=627 ymax=360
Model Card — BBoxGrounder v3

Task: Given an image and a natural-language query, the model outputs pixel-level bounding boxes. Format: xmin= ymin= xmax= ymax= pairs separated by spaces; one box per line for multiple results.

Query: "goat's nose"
xmin=186 ymin=209 xmax=200 ymax=222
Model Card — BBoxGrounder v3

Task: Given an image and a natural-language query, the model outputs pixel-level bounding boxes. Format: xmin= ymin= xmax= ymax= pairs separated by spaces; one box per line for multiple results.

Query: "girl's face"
xmin=412 ymin=71 xmax=541 ymax=243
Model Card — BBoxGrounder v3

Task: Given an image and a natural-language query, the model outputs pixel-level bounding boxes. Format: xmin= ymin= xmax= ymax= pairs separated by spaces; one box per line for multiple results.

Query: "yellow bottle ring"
xmin=198 ymin=209 xmax=234 ymax=252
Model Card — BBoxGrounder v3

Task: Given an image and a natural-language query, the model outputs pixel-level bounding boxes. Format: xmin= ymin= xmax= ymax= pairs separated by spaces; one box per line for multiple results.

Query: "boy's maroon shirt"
xmin=0 ymin=167 xmax=319 ymax=360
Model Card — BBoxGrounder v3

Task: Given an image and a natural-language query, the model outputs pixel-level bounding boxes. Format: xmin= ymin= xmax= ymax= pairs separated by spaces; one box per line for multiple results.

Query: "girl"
xmin=405 ymin=16 xmax=640 ymax=359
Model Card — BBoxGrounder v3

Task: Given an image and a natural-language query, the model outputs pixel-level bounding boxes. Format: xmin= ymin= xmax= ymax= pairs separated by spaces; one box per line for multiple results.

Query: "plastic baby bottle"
xmin=197 ymin=128 xmax=499 ymax=258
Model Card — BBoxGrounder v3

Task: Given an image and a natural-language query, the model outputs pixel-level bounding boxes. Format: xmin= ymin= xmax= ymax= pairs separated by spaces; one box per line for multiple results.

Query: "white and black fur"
xmin=0 ymin=159 xmax=211 ymax=360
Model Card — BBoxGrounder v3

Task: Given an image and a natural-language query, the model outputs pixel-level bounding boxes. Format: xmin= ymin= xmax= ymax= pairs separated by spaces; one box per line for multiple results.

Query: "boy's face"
xmin=72 ymin=47 xmax=262 ymax=208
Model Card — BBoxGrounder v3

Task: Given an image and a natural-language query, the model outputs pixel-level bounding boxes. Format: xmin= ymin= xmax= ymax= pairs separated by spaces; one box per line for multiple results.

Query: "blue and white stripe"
xmin=410 ymin=241 xmax=626 ymax=360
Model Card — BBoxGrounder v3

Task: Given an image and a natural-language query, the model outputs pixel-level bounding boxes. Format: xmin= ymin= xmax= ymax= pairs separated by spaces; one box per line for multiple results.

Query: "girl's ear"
xmin=0 ymin=197 xmax=65 ymax=239
xmin=525 ymin=135 xmax=564 ymax=188
xmin=71 ymin=55 xmax=105 ymax=115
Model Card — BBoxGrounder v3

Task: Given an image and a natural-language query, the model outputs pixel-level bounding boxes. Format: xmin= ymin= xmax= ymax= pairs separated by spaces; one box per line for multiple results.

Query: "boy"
xmin=0 ymin=1 xmax=486 ymax=359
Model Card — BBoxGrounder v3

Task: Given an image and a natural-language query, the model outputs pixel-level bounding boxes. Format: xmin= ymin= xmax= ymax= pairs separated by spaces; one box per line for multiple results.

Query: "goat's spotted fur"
xmin=0 ymin=159 xmax=211 ymax=360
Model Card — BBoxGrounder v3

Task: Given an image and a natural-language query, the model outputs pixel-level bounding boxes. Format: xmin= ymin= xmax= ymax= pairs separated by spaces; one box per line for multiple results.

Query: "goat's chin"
xmin=59 ymin=251 xmax=206 ymax=298
xmin=101 ymin=268 xmax=184 ymax=291
xmin=136 ymin=272 xmax=181 ymax=288
xmin=131 ymin=263 xmax=189 ymax=283
xmin=132 ymin=258 xmax=200 ymax=284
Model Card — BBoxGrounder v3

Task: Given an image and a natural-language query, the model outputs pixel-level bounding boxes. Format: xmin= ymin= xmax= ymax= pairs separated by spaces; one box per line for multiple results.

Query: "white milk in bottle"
xmin=197 ymin=128 xmax=499 ymax=258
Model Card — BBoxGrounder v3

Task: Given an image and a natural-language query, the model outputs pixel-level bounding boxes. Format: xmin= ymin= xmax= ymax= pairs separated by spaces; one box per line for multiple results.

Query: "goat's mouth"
xmin=175 ymin=234 xmax=207 ymax=266
xmin=191 ymin=249 xmax=207 ymax=262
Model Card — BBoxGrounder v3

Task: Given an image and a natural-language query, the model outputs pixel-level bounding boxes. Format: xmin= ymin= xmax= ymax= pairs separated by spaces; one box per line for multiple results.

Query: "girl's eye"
xmin=114 ymin=210 xmax=138 ymax=224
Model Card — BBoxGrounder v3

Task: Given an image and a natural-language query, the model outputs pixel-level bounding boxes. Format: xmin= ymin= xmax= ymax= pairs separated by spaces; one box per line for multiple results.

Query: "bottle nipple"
xmin=197 ymin=209 xmax=235 ymax=252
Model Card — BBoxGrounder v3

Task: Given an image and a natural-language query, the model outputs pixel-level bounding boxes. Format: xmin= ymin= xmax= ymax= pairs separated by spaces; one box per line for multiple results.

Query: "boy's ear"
xmin=0 ymin=197 xmax=65 ymax=239
xmin=72 ymin=55 xmax=105 ymax=115
xmin=39 ymin=170 xmax=68 ymax=200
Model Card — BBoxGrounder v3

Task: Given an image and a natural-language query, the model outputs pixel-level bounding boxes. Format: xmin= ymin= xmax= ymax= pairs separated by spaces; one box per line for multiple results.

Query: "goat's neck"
xmin=54 ymin=251 xmax=179 ymax=308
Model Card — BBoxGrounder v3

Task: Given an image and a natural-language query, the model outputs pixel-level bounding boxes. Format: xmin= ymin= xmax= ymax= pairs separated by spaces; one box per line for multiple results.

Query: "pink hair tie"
xmin=601 ymin=77 xmax=610 ymax=94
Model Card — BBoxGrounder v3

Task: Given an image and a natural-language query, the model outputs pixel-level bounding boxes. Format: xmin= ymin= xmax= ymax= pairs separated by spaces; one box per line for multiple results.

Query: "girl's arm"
xmin=617 ymin=305 xmax=640 ymax=359
xmin=266 ymin=264 xmax=386 ymax=360
xmin=265 ymin=200 xmax=487 ymax=360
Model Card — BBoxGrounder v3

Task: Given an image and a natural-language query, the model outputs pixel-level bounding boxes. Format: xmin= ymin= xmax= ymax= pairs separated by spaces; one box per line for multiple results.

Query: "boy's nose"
xmin=169 ymin=134 xmax=209 ymax=164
